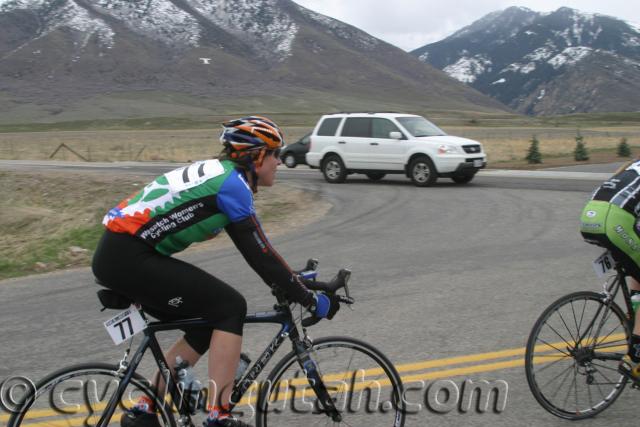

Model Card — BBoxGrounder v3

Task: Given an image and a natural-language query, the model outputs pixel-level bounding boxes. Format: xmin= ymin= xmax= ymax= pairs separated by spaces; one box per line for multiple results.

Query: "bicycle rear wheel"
xmin=7 ymin=363 xmax=176 ymax=427
xmin=525 ymin=291 xmax=630 ymax=420
xmin=256 ymin=336 xmax=405 ymax=427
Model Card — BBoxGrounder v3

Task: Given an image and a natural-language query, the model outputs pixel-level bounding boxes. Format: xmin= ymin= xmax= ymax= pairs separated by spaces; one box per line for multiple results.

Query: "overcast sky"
xmin=293 ymin=1 xmax=640 ymax=51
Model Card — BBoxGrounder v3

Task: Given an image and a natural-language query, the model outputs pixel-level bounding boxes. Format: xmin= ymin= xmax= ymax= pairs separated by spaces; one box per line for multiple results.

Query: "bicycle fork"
xmin=295 ymin=342 xmax=342 ymax=422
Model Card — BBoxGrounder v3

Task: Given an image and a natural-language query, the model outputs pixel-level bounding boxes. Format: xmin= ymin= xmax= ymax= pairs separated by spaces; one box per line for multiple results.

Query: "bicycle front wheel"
xmin=256 ymin=336 xmax=405 ymax=427
xmin=525 ymin=291 xmax=630 ymax=420
xmin=7 ymin=363 xmax=176 ymax=427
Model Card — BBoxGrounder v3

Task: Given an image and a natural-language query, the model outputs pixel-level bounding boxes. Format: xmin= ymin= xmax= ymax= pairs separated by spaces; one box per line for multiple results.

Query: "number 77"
xmin=113 ymin=317 xmax=134 ymax=340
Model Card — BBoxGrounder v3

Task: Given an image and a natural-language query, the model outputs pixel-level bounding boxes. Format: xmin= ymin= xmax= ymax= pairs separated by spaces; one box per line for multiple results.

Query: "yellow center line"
xmin=393 ymin=332 xmax=626 ymax=374
xmin=10 ymin=412 xmax=125 ymax=427
xmin=4 ymin=333 xmax=628 ymax=425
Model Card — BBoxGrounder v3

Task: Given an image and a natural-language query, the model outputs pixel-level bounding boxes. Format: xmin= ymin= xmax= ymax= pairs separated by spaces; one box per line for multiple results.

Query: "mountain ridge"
xmin=411 ymin=6 xmax=640 ymax=115
xmin=0 ymin=0 xmax=508 ymax=123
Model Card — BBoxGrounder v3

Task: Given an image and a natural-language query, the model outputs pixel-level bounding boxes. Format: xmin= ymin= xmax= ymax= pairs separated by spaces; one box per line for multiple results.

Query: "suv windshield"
xmin=396 ymin=117 xmax=446 ymax=137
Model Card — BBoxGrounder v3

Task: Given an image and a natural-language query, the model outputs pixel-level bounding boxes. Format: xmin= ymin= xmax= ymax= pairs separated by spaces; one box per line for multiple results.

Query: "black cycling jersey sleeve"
xmin=225 ymin=215 xmax=314 ymax=307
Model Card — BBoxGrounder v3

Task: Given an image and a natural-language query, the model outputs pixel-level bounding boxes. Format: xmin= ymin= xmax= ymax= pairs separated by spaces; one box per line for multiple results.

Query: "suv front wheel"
xmin=322 ymin=154 xmax=347 ymax=183
xmin=408 ymin=156 xmax=437 ymax=187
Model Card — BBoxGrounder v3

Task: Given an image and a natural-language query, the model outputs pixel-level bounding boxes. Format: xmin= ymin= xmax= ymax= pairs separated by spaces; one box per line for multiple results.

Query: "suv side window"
xmin=317 ymin=118 xmax=341 ymax=136
xmin=372 ymin=118 xmax=402 ymax=139
xmin=341 ymin=118 xmax=372 ymax=137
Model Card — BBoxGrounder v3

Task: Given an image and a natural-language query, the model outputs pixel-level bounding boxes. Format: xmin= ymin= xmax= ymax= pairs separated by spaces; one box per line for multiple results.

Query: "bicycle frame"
xmin=572 ymin=266 xmax=634 ymax=362
xmin=608 ymin=267 xmax=634 ymax=324
xmin=96 ymin=303 xmax=340 ymax=427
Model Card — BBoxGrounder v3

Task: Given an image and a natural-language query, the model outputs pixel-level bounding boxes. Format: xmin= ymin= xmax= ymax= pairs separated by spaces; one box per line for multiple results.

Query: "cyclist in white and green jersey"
xmin=581 ymin=159 xmax=640 ymax=380
xmin=92 ymin=116 xmax=340 ymax=427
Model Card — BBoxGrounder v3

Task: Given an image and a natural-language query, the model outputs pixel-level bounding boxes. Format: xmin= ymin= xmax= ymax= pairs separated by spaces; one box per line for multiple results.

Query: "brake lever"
xmin=340 ymin=269 xmax=352 ymax=300
xmin=305 ymin=258 xmax=319 ymax=271
xmin=339 ymin=296 xmax=355 ymax=305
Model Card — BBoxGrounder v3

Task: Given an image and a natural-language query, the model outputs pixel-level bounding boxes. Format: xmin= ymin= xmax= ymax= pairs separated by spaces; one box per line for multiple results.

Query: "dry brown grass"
xmin=445 ymin=126 xmax=640 ymax=163
xmin=0 ymin=169 xmax=330 ymax=280
xmin=0 ymin=127 xmax=312 ymax=162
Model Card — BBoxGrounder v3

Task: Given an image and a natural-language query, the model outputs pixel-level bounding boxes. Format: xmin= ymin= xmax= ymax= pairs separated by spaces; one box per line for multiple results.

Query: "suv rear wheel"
xmin=283 ymin=153 xmax=297 ymax=168
xmin=408 ymin=156 xmax=437 ymax=187
xmin=322 ymin=154 xmax=347 ymax=183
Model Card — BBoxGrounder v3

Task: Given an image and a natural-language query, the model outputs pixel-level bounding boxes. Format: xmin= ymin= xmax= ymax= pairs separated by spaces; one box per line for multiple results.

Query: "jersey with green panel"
xmin=581 ymin=160 xmax=640 ymax=264
xmin=103 ymin=159 xmax=255 ymax=255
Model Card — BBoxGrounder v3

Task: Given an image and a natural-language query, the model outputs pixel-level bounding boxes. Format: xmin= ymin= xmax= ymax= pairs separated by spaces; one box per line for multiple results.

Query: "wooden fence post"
xmin=49 ymin=143 xmax=88 ymax=161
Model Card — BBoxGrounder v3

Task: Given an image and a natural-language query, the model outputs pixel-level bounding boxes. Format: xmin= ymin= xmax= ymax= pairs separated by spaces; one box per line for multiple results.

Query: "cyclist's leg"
xmin=623 ymin=274 xmax=640 ymax=360
xmin=150 ymin=337 xmax=202 ymax=399
xmin=207 ymin=330 xmax=242 ymax=412
xmin=581 ymin=202 xmax=640 ymax=363
xmin=630 ymin=277 xmax=640 ymax=343
xmin=93 ymin=231 xmax=248 ymax=412
xmin=130 ymin=262 xmax=247 ymax=417
xmin=602 ymin=206 xmax=640 ymax=363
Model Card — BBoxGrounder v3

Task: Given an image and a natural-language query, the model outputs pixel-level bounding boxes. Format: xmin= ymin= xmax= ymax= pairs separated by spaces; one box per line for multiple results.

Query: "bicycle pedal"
xmin=619 ymin=365 xmax=640 ymax=388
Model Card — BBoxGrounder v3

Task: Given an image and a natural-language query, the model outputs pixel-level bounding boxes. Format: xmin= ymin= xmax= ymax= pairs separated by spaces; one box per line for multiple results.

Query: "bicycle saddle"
xmin=95 ymin=280 xmax=134 ymax=310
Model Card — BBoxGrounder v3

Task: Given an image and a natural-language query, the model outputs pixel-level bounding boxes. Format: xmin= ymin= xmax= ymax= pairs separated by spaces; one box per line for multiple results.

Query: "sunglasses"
xmin=268 ymin=148 xmax=282 ymax=158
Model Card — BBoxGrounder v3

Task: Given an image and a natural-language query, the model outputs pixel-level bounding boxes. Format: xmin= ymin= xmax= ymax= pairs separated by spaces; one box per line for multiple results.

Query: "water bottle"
xmin=632 ymin=293 xmax=640 ymax=314
xmin=175 ymin=356 xmax=202 ymax=414
xmin=235 ymin=353 xmax=251 ymax=383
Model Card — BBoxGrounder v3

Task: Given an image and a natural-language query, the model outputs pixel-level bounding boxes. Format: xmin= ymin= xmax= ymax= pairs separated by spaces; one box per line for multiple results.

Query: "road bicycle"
xmin=525 ymin=251 xmax=637 ymax=420
xmin=7 ymin=260 xmax=405 ymax=427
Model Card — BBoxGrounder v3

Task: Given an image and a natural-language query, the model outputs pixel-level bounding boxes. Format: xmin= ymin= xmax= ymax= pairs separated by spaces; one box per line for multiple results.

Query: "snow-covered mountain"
xmin=0 ymin=0 xmax=505 ymax=122
xmin=411 ymin=6 xmax=640 ymax=115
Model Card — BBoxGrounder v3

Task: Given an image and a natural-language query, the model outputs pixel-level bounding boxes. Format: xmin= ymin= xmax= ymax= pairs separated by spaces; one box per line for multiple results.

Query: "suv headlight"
xmin=437 ymin=144 xmax=461 ymax=154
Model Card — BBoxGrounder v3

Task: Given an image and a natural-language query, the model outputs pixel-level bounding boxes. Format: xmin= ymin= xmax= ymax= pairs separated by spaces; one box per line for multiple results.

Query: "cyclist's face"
xmin=256 ymin=150 xmax=281 ymax=187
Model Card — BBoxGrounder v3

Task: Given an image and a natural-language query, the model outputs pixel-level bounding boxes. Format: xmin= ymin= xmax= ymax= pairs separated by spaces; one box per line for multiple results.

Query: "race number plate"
xmin=473 ymin=159 xmax=483 ymax=167
xmin=104 ymin=305 xmax=146 ymax=345
xmin=593 ymin=251 xmax=616 ymax=278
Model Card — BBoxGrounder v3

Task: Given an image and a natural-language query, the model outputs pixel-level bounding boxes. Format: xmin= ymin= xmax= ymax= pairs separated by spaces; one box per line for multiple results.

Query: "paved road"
xmin=0 ymin=158 xmax=621 ymax=177
xmin=1 ymin=161 xmax=637 ymax=426
xmin=543 ymin=162 xmax=626 ymax=173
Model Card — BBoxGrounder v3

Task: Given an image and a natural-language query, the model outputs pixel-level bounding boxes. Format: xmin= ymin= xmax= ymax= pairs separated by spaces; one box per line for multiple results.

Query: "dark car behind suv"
xmin=281 ymin=133 xmax=310 ymax=168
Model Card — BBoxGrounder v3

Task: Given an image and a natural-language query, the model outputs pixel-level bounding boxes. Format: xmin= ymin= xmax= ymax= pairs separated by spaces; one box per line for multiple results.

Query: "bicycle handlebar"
xmin=297 ymin=259 xmax=354 ymax=327
xmin=272 ymin=259 xmax=354 ymax=327
xmin=304 ymin=268 xmax=351 ymax=294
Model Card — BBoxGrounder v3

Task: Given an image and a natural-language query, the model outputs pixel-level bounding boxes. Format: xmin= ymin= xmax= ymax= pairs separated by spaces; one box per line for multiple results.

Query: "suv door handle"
xmin=338 ymin=141 xmax=346 ymax=144
xmin=370 ymin=142 xmax=379 ymax=145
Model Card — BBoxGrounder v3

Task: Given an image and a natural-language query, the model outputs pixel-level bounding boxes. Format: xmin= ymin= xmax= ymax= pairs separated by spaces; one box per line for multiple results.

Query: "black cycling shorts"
xmin=92 ymin=230 xmax=247 ymax=354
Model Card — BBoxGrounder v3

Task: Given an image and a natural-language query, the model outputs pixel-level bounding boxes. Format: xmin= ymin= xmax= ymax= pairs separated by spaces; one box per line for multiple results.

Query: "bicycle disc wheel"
xmin=525 ymin=291 xmax=630 ymax=420
xmin=256 ymin=336 xmax=405 ymax=427
xmin=7 ymin=363 xmax=176 ymax=427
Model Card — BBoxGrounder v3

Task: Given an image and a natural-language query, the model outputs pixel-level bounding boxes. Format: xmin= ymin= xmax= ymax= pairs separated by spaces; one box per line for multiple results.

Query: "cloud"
xmin=292 ymin=0 xmax=640 ymax=51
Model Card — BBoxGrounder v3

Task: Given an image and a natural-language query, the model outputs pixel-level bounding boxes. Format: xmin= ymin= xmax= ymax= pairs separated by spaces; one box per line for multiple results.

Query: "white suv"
xmin=305 ymin=113 xmax=487 ymax=186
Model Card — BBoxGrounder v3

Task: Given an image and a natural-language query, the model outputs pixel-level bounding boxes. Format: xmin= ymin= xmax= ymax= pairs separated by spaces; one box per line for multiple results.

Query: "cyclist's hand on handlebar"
xmin=312 ymin=292 xmax=341 ymax=319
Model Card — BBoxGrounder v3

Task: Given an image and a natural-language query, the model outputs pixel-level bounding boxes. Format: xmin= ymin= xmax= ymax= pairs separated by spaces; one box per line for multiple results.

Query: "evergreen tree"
xmin=526 ymin=135 xmax=542 ymax=164
xmin=574 ymin=132 xmax=589 ymax=161
xmin=618 ymin=137 xmax=631 ymax=157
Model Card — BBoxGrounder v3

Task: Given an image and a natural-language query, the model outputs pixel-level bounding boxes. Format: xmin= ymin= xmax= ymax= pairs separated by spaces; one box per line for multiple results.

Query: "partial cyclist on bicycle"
xmin=92 ymin=116 xmax=340 ymax=427
xmin=581 ymin=159 xmax=640 ymax=379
